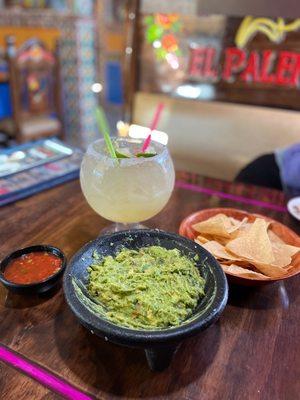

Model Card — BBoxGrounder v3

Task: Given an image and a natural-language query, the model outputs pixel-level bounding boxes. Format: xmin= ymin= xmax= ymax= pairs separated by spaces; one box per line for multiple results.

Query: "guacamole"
xmin=87 ymin=246 xmax=205 ymax=329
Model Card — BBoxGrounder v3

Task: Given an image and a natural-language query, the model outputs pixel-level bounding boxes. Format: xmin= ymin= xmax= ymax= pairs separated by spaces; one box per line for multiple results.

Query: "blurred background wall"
xmin=0 ymin=0 xmax=299 ymax=180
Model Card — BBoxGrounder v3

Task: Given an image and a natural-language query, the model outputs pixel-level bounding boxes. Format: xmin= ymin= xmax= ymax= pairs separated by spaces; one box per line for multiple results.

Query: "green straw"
xmin=95 ymin=106 xmax=117 ymax=159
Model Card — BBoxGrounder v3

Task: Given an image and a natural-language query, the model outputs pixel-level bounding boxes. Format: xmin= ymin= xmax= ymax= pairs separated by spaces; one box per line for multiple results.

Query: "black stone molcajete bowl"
xmin=63 ymin=229 xmax=228 ymax=371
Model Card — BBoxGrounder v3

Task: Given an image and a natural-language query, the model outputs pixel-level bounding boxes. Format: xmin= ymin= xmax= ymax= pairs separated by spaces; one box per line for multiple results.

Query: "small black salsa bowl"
xmin=0 ymin=245 xmax=66 ymax=294
xmin=64 ymin=229 xmax=228 ymax=371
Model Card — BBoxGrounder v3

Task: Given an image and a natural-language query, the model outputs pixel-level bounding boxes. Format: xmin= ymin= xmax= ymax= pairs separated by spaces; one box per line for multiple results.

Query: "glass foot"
xmin=100 ymin=223 xmax=148 ymax=235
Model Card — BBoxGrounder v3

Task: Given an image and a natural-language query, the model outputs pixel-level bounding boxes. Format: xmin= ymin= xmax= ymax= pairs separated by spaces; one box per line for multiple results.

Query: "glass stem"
xmin=115 ymin=223 xmax=146 ymax=231
xmin=100 ymin=223 xmax=148 ymax=236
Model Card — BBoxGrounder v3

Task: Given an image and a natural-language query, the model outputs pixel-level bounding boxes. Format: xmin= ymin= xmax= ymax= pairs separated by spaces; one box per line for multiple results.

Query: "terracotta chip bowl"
xmin=179 ymin=208 xmax=300 ymax=286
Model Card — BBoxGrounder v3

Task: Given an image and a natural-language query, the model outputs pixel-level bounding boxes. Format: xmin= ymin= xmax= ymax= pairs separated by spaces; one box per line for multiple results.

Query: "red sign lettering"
xmin=260 ymin=50 xmax=276 ymax=84
xmin=203 ymin=47 xmax=218 ymax=79
xmin=276 ymin=51 xmax=299 ymax=86
xmin=188 ymin=45 xmax=300 ymax=88
xmin=189 ymin=47 xmax=206 ymax=77
xmin=223 ymin=48 xmax=246 ymax=81
xmin=240 ymin=51 xmax=259 ymax=82
xmin=189 ymin=47 xmax=218 ymax=79
xmin=291 ymin=55 xmax=300 ymax=86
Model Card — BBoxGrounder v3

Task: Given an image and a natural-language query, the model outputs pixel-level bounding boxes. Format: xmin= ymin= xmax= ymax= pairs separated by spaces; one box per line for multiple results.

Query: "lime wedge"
xmin=115 ymin=150 xmax=130 ymax=159
xmin=136 ymin=152 xmax=157 ymax=158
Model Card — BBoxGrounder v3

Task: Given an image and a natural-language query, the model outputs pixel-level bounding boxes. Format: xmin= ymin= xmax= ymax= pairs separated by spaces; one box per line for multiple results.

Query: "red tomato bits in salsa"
xmin=4 ymin=252 xmax=62 ymax=284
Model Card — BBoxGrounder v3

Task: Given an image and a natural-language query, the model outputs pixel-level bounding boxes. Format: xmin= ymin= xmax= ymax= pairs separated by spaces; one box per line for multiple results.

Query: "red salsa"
xmin=4 ymin=252 xmax=62 ymax=284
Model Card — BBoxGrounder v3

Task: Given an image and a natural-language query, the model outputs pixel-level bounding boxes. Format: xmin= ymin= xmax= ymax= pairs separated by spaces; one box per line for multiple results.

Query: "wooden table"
xmin=0 ymin=171 xmax=299 ymax=400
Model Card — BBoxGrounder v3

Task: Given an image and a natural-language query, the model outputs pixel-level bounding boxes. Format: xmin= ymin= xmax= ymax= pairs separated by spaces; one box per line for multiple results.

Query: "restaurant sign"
xmin=144 ymin=15 xmax=300 ymax=88
xmin=188 ymin=17 xmax=300 ymax=87
xmin=189 ymin=47 xmax=299 ymax=87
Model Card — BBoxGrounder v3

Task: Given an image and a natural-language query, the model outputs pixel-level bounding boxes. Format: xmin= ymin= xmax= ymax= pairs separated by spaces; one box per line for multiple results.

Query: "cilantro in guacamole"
xmin=87 ymin=246 xmax=205 ymax=329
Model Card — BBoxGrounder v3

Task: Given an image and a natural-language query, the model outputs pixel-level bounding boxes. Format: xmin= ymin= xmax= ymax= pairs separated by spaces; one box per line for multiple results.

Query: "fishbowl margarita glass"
xmin=80 ymin=137 xmax=175 ymax=232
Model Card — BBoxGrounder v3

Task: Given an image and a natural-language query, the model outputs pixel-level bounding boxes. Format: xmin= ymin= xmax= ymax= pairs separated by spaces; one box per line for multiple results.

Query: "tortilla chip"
xmin=202 ymin=241 xmax=242 ymax=261
xmin=271 ymin=242 xmax=300 ymax=268
xmin=193 ymin=214 xmax=234 ymax=238
xmin=221 ymin=263 xmax=269 ymax=280
xmin=286 ymin=263 xmax=296 ymax=271
xmin=196 ymin=235 xmax=230 ymax=246
xmin=219 ymin=259 xmax=251 ymax=267
xmin=235 ymin=221 xmax=272 ymax=239
xmin=252 ymin=262 xmax=287 ymax=278
xmin=232 ymin=223 xmax=253 ymax=238
xmin=204 ymin=234 xmax=231 ymax=245
xmin=228 ymin=217 xmax=248 ymax=233
xmin=195 ymin=235 xmax=210 ymax=244
xmin=227 ymin=218 xmax=250 ymax=239
xmin=226 ymin=218 xmax=274 ymax=264
xmin=268 ymin=230 xmax=285 ymax=244
xmin=193 ymin=213 xmax=298 ymax=280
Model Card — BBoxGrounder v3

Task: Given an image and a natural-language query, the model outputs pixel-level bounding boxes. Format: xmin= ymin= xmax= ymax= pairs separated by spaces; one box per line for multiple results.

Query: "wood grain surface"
xmin=0 ymin=172 xmax=300 ymax=400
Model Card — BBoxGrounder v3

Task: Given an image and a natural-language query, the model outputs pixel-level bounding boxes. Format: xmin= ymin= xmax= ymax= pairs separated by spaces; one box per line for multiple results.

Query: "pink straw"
xmin=0 ymin=344 xmax=92 ymax=399
xmin=141 ymin=103 xmax=165 ymax=152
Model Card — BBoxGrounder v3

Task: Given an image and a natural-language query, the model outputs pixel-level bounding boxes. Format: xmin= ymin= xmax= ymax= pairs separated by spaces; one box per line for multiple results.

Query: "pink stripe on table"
xmin=175 ymin=181 xmax=287 ymax=213
xmin=0 ymin=345 xmax=92 ymax=400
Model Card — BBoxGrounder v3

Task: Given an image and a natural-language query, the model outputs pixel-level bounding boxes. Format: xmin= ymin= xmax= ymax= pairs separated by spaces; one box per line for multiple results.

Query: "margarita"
xmin=80 ymin=138 xmax=175 ymax=227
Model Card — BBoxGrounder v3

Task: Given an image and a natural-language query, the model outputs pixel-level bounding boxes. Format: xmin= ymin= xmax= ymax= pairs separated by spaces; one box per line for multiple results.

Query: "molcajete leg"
xmin=145 ymin=344 xmax=180 ymax=372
